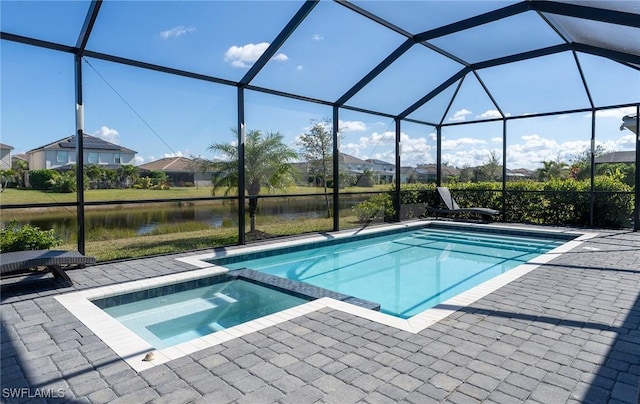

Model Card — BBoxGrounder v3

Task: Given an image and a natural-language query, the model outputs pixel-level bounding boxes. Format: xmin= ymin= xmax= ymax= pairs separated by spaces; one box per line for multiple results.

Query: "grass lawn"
xmin=0 ymin=185 xmax=390 ymax=205
xmin=65 ymin=215 xmax=366 ymax=261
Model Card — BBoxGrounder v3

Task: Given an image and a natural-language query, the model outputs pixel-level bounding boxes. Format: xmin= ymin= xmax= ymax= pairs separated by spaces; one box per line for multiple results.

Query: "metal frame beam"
xmin=399 ymin=67 xmax=470 ymax=120
xmin=415 ymin=2 xmax=529 ymax=41
xmin=336 ymin=39 xmax=414 ymax=106
xmin=572 ymin=43 xmax=640 ymax=67
xmin=73 ymin=0 xmax=102 ymax=255
xmin=239 ymin=1 xmax=318 ymax=86
xmin=531 ymin=1 xmax=640 ymax=28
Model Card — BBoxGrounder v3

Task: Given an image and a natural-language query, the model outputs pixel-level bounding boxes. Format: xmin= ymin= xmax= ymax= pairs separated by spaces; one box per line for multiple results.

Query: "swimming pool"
xmin=57 ymin=222 xmax=591 ymax=370
xmin=209 ymin=226 xmax=569 ymax=318
xmin=94 ymin=279 xmax=310 ymax=349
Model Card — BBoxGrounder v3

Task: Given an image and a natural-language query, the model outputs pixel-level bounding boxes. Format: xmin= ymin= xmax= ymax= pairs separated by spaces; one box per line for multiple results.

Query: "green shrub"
xmin=352 ymin=193 xmax=394 ymax=222
xmin=29 ymin=169 xmax=59 ymax=190
xmin=593 ymin=175 xmax=633 ymax=228
xmin=504 ymin=181 xmax=545 ymax=223
xmin=0 ymin=220 xmax=62 ymax=252
xmin=47 ymin=171 xmax=77 ymax=193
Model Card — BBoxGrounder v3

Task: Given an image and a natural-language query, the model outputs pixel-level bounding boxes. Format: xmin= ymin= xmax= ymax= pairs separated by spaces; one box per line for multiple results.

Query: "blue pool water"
xmin=100 ymin=279 xmax=308 ymax=348
xmin=218 ymin=227 xmax=567 ymax=319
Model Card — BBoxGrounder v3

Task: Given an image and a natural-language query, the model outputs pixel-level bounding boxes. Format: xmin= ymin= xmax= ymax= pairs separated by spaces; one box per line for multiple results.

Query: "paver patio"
xmin=1 ymin=224 xmax=639 ymax=403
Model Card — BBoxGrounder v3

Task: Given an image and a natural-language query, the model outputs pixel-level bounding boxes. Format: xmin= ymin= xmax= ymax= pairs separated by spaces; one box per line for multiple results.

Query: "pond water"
xmin=6 ymin=195 xmax=373 ymax=242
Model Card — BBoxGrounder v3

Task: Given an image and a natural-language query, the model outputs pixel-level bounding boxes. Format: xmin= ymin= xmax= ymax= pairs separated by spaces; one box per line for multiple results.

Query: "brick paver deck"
xmin=1 ymin=225 xmax=639 ymax=403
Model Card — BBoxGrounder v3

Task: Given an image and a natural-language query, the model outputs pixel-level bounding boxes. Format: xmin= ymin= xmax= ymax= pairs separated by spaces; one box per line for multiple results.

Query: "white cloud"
xmin=519 ymin=134 xmax=559 ymax=150
xmin=272 ymin=53 xmax=289 ymax=62
xmin=160 ymin=25 xmax=196 ymax=39
xmin=91 ymin=126 xmax=119 ymax=144
xmin=477 ymin=109 xmax=502 ymax=119
xmin=296 ymin=65 xmax=303 ymax=70
xmin=504 ymin=134 xmax=594 ymax=169
xmin=617 ymin=134 xmax=636 ymax=149
xmin=591 ymin=106 xmax=637 ymax=119
xmin=491 ymin=137 xmax=503 ymax=144
xmin=441 ymin=137 xmax=486 ymax=150
xmin=162 ymin=151 xmax=184 ymax=158
xmin=134 ymin=156 xmax=145 ymax=166
xmin=338 ymin=120 xmax=366 ymax=132
xmin=312 ymin=34 xmax=324 ymax=41
xmin=449 ymin=109 xmax=472 ymax=122
xmin=224 ymin=42 xmax=288 ymax=68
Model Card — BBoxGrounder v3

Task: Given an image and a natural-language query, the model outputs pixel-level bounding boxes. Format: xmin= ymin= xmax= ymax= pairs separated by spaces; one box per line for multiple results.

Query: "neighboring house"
xmin=594 ymin=151 xmax=635 ymax=164
xmin=338 ymin=153 xmax=371 ymax=175
xmin=365 ymin=158 xmax=395 ymax=184
xmin=414 ymin=164 xmax=461 ymax=182
xmin=138 ymin=156 xmax=212 ymax=187
xmin=26 ymin=134 xmax=136 ymax=170
xmin=506 ymin=168 xmax=536 ymax=180
xmin=0 ymin=143 xmax=13 ymax=170
xmin=399 ymin=166 xmax=417 ymax=183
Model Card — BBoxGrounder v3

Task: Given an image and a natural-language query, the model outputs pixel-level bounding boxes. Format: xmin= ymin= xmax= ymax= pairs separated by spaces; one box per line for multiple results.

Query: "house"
xmin=26 ymin=134 xmax=136 ymax=170
xmin=365 ymin=159 xmax=395 ymax=184
xmin=594 ymin=151 xmax=635 ymax=164
xmin=138 ymin=156 xmax=212 ymax=187
xmin=0 ymin=143 xmax=13 ymax=170
xmin=414 ymin=164 xmax=461 ymax=182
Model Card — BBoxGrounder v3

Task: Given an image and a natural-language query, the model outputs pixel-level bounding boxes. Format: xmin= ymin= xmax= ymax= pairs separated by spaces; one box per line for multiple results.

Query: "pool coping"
xmin=55 ymin=221 xmax=597 ymax=372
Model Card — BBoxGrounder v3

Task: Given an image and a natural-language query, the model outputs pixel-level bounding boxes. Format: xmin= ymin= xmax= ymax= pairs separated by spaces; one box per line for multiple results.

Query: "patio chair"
xmin=0 ymin=250 xmax=96 ymax=286
xmin=425 ymin=186 xmax=500 ymax=223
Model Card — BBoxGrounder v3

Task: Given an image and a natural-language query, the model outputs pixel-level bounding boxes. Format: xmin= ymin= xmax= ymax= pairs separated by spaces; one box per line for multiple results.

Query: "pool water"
xmin=219 ymin=228 xmax=566 ymax=319
xmin=99 ymin=279 xmax=308 ymax=348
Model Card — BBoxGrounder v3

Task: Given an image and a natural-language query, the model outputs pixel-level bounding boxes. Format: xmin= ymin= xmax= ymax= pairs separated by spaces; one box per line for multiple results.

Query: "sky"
xmin=1 ymin=1 xmax=638 ymax=172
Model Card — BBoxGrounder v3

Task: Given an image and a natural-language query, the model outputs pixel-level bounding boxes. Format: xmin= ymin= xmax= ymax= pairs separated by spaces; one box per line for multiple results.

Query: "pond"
xmin=5 ymin=194 xmax=376 ymax=242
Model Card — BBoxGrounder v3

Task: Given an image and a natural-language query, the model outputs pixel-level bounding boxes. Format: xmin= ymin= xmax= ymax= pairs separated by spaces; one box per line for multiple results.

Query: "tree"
xmin=11 ymin=159 xmax=28 ymax=188
xmin=207 ymin=129 xmax=298 ymax=234
xmin=297 ymin=119 xmax=333 ymax=217
xmin=85 ymin=165 xmax=104 ymax=189
xmin=536 ymin=157 xmax=570 ymax=181
xmin=116 ymin=165 xmax=139 ymax=188
xmin=0 ymin=168 xmax=14 ymax=192
xmin=477 ymin=150 xmax=501 ymax=182
xmin=570 ymin=144 xmax=608 ymax=181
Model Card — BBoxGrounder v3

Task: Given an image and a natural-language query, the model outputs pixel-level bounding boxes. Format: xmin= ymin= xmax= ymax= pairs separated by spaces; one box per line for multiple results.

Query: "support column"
xmin=333 ymin=106 xmax=340 ymax=231
xmin=237 ymin=87 xmax=246 ymax=244
xmin=634 ymin=106 xmax=639 ymax=231
xmin=74 ymin=55 xmax=86 ymax=254
xmin=394 ymin=118 xmax=401 ymax=222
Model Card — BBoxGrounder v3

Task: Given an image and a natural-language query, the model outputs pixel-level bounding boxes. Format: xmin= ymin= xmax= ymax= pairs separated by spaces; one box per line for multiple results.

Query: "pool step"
xmin=110 ymin=292 xmax=237 ymax=324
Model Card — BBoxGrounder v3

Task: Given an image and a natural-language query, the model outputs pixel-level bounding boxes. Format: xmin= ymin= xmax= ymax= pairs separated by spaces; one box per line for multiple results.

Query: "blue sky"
xmin=1 ymin=1 xmax=638 ymax=171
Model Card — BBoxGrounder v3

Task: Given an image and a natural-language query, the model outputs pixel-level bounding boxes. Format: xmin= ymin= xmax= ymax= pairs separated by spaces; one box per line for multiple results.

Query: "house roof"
xmin=366 ymin=159 xmax=393 ymax=166
xmin=138 ymin=156 xmax=202 ymax=172
xmin=0 ymin=143 xmax=14 ymax=150
xmin=594 ymin=151 xmax=636 ymax=164
xmin=339 ymin=153 xmax=370 ymax=165
xmin=26 ymin=134 xmax=136 ymax=154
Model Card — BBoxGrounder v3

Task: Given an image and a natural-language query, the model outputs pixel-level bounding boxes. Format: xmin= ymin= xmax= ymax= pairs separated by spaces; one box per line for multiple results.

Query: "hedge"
xmin=356 ymin=178 xmax=634 ymax=228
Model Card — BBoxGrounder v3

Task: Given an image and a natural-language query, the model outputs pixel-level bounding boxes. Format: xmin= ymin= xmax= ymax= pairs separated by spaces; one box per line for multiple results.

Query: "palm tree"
xmin=537 ymin=158 xmax=569 ymax=181
xmin=85 ymin=164 xmax=104 ymax=189
xmin=0 ymin=168 xmax=14 ymax=192
xmin=11 ymin=159 xmax=28 ymax=188
xmin=116 ymin=164 xmax=139 ymax=188
xmin=207 ymin=129 xmax=298 ymax=234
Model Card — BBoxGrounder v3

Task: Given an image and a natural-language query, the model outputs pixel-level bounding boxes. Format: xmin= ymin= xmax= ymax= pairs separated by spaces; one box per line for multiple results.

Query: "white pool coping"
xmin=55 ymin=221 xmax=596 ymax=372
